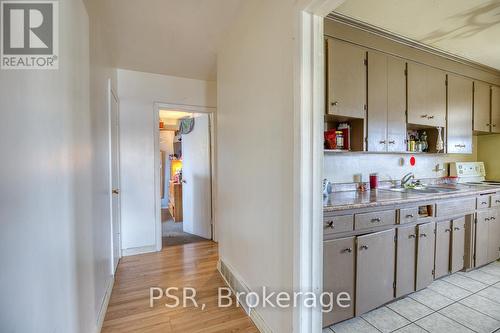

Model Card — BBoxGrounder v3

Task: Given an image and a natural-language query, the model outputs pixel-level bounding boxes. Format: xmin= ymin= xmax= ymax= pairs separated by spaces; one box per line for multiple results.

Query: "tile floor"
xmin=324 ymin=260 xmax=500 ymax=333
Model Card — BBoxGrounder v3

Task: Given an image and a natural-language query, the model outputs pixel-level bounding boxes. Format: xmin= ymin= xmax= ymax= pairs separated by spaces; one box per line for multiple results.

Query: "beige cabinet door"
xmin=407 ymin=62 xmax=446 ymax=127
xmin=451 ymin=217 xmax=466 ymax=273
xmin=474 ymin=81 xmax=491 ymax=132
xmin=475 ymin=211 xmax=490 ymax=267
xmin=367 ymin=51 xmax=388 ymax=152
xmin=435 ymin=221 xmax=451 ymax=279
xmin=487 ymin=212 xmax=500 ymax=262
xmin=327 ymin=38 xmax=367 ymax=118
xmin=492 ymin=86 xmax=500 ymax=133
xmin=387 ymin=57 xmax=407 ymax=152
xmin=396 ymin=225 xmax=417 ymax=298
xmin=323 ymin=237 xmax=355 ymax=327
xmin=416 ymin=222 xmax=436 ymax=290
xmin=447 ymin=74 xmax=473 ymax=154
xmin=356 ymin=229 xmax=395 ymax=316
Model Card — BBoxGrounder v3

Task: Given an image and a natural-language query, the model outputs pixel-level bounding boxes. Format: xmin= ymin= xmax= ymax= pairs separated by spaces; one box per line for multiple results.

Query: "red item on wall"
xmin=410 ymin=156 xmax=416 ymax=166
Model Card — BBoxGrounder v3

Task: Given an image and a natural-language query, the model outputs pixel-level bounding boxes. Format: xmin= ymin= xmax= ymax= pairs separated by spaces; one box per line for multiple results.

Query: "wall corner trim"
xmin=96 ymin=275 xmax=115 ymax=333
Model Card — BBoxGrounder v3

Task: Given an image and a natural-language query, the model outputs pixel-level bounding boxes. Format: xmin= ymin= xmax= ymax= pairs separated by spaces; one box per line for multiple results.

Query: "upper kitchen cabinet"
xmin=473 ymin=81 xmax=491 ymax=133
xmin=367 ymin=51 xmax=406 ymax=152
xmin=407 ymin=62 xmax=446 ymax=128
xmin=327 ymin=38 xmax=366 ymax=119
xmin=447 ymin=74 xmax=473 ymax=154
xmin=492 ymin=86 xmax=500 ymax=134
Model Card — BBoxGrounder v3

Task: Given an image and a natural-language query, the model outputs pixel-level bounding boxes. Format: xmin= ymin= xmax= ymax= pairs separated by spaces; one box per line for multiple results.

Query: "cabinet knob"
xmin=326 ymin=221 xmax=335 ymax=229
xmin=421 ymin=114 xmax=428 ymax=118
xmin=388 ymin=140 xmax=396 ymax=144
xmin=428 ymin=115 xmax=435 ymax=119
xmin=342 ymin=248 xmax=353 ymax=253
xmin=486 ymin=218 xmax=491 ymax=221
xmin=406 ymin=214 xmax=414 ymax=218
xmin=454 ymin=227 xmax=460 ymax=231
xmin=496 ymin=200 xmax=500 ymax=203
xmin=445 ymin=228 xmax=451 ymax=232
xmin=491 ymin=216 xmax=496 ymax=220
xmin=409 ymin=234 xmax=416 ymax=239
xmin=371 ymin=218 xmax=382 ymax=223
xmin=420 ymin=233 xmax=427 ymax=238
xmin=331 ymin=101 xmax=338 ymax=106
xmin=360 ymin=245 xmax=369 ymax=250
xmin=481 ymin=201 xmax=487 ymax=205
xmin=493 ymin=124 xmax=497 ymax=127
xmin=379 ymin=140 xmax=386 ymax=144
xmin=487 ymin=124 xmax=491 ymax=126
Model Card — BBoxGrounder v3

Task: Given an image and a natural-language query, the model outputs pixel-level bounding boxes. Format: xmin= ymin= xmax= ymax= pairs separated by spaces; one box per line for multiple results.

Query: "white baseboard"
xmin=218 ymin=259 xmax=273 ymax=333
xmin=96 ymin=275 xmax=114 ymax=333
xmin=122 ymin=244 xmax=157 ymax=256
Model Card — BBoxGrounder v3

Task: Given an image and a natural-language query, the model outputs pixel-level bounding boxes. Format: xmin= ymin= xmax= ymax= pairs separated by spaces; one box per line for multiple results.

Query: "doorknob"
xmin=112 ymin=189 xmax=120 ymax=195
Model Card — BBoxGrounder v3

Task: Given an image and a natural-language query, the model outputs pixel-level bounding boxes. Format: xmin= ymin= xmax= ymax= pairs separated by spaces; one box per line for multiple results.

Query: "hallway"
xmin=102 ymin=241 xmax=258 ymax=333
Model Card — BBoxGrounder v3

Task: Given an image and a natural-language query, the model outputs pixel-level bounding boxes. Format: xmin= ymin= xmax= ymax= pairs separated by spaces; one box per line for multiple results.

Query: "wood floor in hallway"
xmin=102 ymin=241 xmax=259 ymax=333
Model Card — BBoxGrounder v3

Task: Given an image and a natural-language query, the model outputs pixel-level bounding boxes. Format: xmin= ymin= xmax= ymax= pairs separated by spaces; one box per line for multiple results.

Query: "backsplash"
xmin=324 ymin=137 xmax=478 ymax=183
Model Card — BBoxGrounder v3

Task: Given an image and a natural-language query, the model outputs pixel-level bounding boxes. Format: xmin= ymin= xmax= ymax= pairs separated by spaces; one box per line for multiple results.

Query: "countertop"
xmin=323 ymin=184 xmax=500 ymax=212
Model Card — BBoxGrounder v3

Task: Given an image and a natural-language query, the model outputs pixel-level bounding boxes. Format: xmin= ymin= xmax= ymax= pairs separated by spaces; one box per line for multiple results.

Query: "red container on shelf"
xmin=370 ymin=173 xmax=379 ymax=189
xmin=324 ymin=129 xmax=337 ymax=149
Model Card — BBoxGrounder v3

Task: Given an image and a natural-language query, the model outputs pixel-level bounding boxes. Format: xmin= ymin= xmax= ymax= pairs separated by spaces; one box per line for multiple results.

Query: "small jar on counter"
xmin=369 ymin=173 xmax=379 ymax=190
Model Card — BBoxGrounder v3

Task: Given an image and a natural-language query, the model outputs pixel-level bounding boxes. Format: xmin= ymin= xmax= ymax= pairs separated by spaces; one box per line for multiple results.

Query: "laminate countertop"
xmin=323 ymin=184 xmax=500 ymax=212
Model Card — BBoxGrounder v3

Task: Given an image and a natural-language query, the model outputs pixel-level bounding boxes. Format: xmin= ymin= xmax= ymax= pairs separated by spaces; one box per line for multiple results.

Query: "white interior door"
xmin=109 ymin=84 xmax=121 ymax=272
xmin=181 ymin=113 xmax=212 ymax=239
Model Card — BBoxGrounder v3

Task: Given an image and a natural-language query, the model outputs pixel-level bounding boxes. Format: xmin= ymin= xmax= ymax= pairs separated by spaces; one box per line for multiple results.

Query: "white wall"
xmin=324 ymin=137 xmax=478 ymax=183
xmin=117 ymin=69 xmax=216 ymax=252
xmin=217 ymin=1 xmax=296 ymax=331
xmin=0 ymin=0 xmax=115 ymax=332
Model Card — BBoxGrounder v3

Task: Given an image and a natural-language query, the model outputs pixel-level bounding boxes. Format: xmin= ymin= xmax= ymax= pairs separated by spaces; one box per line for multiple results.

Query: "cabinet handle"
xmin=491 ymin=216 xmax=496 ymax=220
xmin=487 ymin=123 xmax=491 ymax=126
xmin=486 ymin=218 xmax=491 ymax=221
xmin=493 ymin=124 xmax=497 ymax=127
xmin=371 ymin=218 xmax=382 ymax=223
xmin=342 ymin=248 xmax=353 ymax=253
xmin=496 ymin=200 xmax=500 ymax=203
xmin=409 ymin=234 xmax=416 ymax=239
xmin=360 ymin=245 xmax=369 ymax=250
xmin=428 ymin=115 xmax=435 ymax=119
xmin=420 ymin=233 xmax=427 ymax=238
xmin=481 ymin=201 xmax=488 ymax=205
xmin=326 ymin=221 xmax=335 ymax=229
xmin=421 ymin=114 xmax=428 ymax=118
xmin=454 ymin=227 xmax=460 ymax=231
xmin=455 ymin=144 xmax=466 ymax=148
xmin=406 ymin=214 xmax=414 ymax=218
xmin=379 ymin=140 xmax=386 ymax=144
xmin=331 ymin=101 xmax=338 ymax=106
xmin=388 ymin=140 xmax=396 ymax=144
xmin=445 ymin=228 xmax=451 ymax=232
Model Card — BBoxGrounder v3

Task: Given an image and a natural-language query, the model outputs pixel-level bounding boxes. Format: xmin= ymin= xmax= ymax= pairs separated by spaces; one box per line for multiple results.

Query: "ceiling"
xmin=97 ymin=0 xmax=243 ymax=81
xmin=159 ymin=110 xmax=191 ymax=121
xmin=334 ymin=0 xmax=500 ymax=71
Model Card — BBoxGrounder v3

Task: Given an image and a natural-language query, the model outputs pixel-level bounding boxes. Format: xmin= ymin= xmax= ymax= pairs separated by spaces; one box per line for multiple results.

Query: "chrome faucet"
xmin=401 ymin=172 xmax=415 ymax=187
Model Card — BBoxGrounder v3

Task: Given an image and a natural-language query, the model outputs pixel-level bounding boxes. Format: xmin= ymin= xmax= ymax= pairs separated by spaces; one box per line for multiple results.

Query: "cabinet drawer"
xmin=399 ymin=207 xmax=419 ymax=224
xmin=477 ymin=196 xmax=491 ymax=209
xmin=324 ymin=215 xmax=354 ymax=235
xmin=491 ymin=195 xmax=500 ymax=208
xmin=436 ymin=198 xmax=475 ymax=218
xmin=355 ymin=210 xmax=395 ymax=230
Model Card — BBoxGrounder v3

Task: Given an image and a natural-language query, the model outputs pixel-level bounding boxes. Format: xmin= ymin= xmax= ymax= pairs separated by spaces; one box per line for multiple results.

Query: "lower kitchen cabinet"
xmin=356 ymin=229 xmax=395 ymax=315
xmin=396 ymin=225 xmax=417 ymax=297
xmin=435 ymin=221 xmax=451 ymax=278
xmin=416 ymin=222 xmax=436 ymax=290
xmin=487 ymin=211 xmax=500 ymax=262
xmin=323 ymin=236 xmax=355 ymax=327
xmin=451 ymin=217 xmax=466 ymax=273
xmin=476 ymin=210 xmax=494 ymax=267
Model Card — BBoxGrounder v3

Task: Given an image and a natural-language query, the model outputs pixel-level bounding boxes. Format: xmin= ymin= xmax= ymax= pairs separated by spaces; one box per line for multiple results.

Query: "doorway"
xmin=154 ymin=104 xmax=215 ymax=249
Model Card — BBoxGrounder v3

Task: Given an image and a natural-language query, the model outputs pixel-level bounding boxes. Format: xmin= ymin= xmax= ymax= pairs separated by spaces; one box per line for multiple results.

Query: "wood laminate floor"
xmin=102 ymin=241 xmax=259 ymax=333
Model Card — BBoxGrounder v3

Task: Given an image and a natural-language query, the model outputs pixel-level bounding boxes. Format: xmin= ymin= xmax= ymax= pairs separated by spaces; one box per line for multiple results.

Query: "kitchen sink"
xmin=384 ymin=186 xmax=460 ymax=194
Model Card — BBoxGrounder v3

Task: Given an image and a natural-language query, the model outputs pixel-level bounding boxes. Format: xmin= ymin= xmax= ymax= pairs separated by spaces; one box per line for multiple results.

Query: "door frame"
xmin=107 ymin=78 xmax=122 ymax=273
xmin=153 ymin=102 xmax=217 ymax=251
xmin=293 ymin=1 xmax=346 ymax=332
